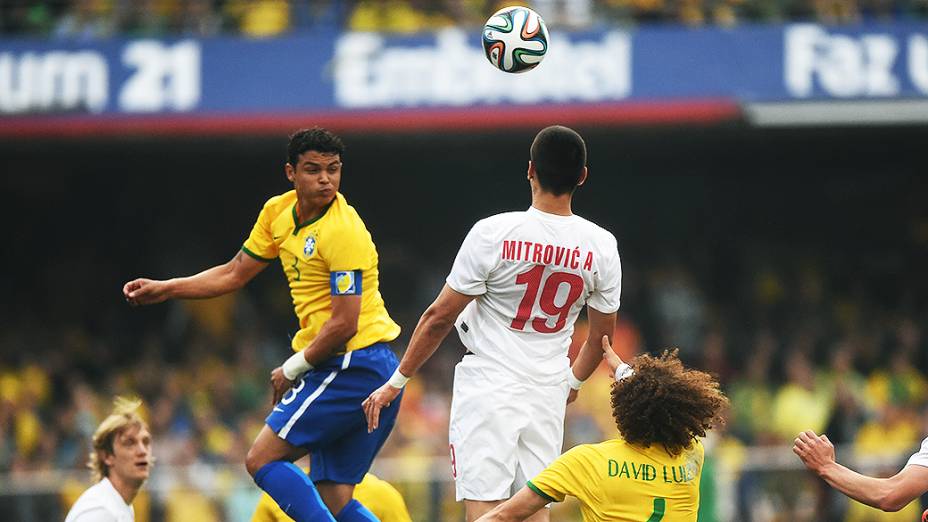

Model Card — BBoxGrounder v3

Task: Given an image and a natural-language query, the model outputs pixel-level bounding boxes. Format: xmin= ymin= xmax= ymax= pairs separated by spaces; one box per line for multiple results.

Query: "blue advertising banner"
xmin=1 ymin=23 xmax=927 ymax=133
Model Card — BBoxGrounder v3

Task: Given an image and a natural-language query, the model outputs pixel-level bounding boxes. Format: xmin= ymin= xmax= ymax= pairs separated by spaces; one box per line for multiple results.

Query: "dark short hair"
xmin=611 ymin=349 xmax=728 ymax=456
xmin=530 ymin=125 xmax=587 ymax=195
xmin=287 ymin=127 xmax=345 ymax=167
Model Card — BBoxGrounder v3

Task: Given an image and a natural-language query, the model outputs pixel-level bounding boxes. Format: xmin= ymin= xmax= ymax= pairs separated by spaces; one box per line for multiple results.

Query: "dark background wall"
xmin=3 ymin=123 xmax=926 ymax=365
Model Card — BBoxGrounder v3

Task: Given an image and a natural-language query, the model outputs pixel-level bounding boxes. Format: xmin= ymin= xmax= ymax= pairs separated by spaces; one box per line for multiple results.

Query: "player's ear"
xmin=102 ymin=449 xmax=116 ymax=469
xmin=527 ymin=160 xmax=535 ymax=181
xmin=577 ymin=166 xmax=588 ymax=187
xmin=285 ymin=163 xmax=295 ymax=183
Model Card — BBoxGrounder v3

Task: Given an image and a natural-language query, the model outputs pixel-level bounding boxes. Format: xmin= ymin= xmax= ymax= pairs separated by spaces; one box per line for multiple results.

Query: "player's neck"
xmin=295 ymin=198 xmax=329 ymax=224
xmin=107 ymin=474 xmax=142 ymax=506
xmin=531 ymin=193 xmax=573 ymax=216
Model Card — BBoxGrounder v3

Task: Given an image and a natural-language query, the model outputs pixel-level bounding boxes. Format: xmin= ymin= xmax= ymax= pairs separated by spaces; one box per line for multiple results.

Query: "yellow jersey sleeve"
xmin=318 ymin=215 xmax=375 ymax=273
xmin=242 ymin=198 xmax=280 ymax=262
xmin=527 ymin=444 xmax=594 ymax=503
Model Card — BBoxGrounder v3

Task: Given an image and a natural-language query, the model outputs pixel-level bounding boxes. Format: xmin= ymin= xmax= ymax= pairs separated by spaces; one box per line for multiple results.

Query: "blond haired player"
xmin=364 ymin=125 xmax=622 ymax=522
xmin=477 ymin=340 xmax=728 ymax=522
xmin=252 ymin=471 xmax=411 ymax=522
xmin=65 ymin=397 xmax=153 ymax=522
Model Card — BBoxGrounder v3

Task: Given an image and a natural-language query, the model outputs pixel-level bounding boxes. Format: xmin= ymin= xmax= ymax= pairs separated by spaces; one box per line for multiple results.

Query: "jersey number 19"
xmin=510 ymin=265 xmax=583 ymax=333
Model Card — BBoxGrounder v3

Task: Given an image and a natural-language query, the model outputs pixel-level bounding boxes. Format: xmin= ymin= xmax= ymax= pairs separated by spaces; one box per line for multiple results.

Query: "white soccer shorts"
xmin=448 ymin=355 xmax=569 ymax=502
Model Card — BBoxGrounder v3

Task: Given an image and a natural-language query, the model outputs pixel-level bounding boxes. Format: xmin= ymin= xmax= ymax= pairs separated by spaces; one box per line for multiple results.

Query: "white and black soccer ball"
xmin=482 ymin=6 xmax=549 ymax=74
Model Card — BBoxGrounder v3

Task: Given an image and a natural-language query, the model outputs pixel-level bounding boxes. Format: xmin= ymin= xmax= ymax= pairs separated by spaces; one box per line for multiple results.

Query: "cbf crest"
xmin=303 ymin=234 xmax=317 ymax=258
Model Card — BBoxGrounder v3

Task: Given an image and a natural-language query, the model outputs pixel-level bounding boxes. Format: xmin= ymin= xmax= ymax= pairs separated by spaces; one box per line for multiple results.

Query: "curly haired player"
xmin=477 ymin=339 xmax=728 ymax=522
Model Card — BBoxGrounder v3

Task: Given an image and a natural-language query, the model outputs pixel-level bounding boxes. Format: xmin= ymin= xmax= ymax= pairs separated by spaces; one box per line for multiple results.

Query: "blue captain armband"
xmin=330 ymin=270 xmax=363 ymax=296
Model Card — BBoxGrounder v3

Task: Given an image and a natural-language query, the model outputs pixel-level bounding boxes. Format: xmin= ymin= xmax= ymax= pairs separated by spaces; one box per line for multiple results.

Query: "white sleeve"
xmin=68 ymin=507 xmax=117 ymax=522
xmin=446 ymin=221 xmax=494 ymax=296
xmin=587 ymin=237 xmax=622 ymax=314
xmin=906 ymin=437 xmax=928 ymax=468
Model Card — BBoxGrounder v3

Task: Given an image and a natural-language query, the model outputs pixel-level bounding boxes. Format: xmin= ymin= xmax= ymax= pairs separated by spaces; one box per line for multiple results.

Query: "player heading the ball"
xmin=364 ymin=125 xmax=622 ymax=522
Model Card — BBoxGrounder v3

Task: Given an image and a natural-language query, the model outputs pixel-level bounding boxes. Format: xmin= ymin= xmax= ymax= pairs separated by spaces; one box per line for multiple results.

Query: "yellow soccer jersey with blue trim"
xmin=250 ymin=472 xmax=412 ymax=522
xmin=242 ymin=191 xmax=400 ymax=353
xmin=528 ymin=437 xmax=703 ymax=522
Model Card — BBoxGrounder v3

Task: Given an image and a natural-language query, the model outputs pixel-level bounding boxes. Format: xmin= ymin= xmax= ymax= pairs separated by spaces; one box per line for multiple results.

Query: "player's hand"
xmin=123 ymin=278 xmax=170 ymax=306
xmin=792 ymin=430 xmax=836 ymax=475
xmin=362 ymin=382 xmax=402 ymax=433
xmin=600 ymin=335 xmax=623 ymax=373
xmin=270 ymin=367 xmax=293 ymax=406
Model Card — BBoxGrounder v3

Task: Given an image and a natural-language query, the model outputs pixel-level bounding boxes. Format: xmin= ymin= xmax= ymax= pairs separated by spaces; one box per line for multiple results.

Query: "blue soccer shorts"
xmin=265 ymin=342 xmax=403 ymax=485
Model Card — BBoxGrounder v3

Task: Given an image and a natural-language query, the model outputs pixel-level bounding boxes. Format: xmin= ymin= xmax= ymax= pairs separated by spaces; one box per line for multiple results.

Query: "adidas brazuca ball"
xmin=482 ymin=6 xmax=549 ymax=73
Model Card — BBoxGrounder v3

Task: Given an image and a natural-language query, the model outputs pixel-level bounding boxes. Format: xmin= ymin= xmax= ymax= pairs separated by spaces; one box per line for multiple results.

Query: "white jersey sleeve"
xmin=447 ymin=221 xmax=496 ymax=296
xmin=587 ymin=233 xmax=621 ymax=314
xmin=67 ymin=508 xmax=118 ymax=522
xmin=906 ymin=437 xmax=928 ymax=468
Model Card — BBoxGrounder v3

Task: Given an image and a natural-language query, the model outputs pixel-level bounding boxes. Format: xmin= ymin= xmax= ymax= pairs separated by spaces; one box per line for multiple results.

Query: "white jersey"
xmin=907 ymin=437 xmax=928 ymax=468
xmin=65 ymin=478 xmax=135 ymax=522
xmin=446 ymin=206 xmax=621 ymax=385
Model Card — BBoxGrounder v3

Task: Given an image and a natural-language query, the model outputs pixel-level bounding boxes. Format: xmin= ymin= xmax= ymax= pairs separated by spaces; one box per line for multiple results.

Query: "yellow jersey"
xmin=528 ymin=437 xmax=704 ymax=522
xmin=242 ymin=191 xmax=401 ymax=353
xmin=250 ymin=472 xmax=412 ymax=522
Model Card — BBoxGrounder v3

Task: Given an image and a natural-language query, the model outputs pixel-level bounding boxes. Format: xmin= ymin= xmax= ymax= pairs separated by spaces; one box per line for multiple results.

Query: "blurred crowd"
xmin=1 ymin=235 xmax=927 ymax=520
xmin=2 ymin=0 xmax=927 ymax=38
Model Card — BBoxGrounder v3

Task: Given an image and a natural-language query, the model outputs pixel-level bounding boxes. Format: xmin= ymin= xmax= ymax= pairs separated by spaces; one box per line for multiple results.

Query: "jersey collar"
xmin=527 ymin=205 xmax=576 ymax=222
xmin=292 ymin=197 xmax=335 ymax=235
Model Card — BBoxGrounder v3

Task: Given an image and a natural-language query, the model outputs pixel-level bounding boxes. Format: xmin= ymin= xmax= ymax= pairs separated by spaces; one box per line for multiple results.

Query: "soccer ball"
xmin=482 ymin=6 xmax=549 ymax=73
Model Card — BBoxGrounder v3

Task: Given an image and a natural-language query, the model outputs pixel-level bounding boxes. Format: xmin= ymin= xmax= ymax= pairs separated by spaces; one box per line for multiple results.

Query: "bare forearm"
xmin=300 ymin=318 xmax=357 ymax=366
xmin=572 ymin=338 xmax=607 ymax=381
xmin=167 ymin=263 xmax=246 ymax=299
xmin=575 ymin=309 xmax=617 ymax=381
xmin=818 ymin=463 xmax=898 ymax=511
xmin=476 ymin=488 xmax=548 ymax=522
xmin=397 ymin=309 xmax=456 ymax=377
xmin=475 ymin=509 xmax=517 ymax=522
xmin=477 ymin=504 xmax=531 ymax=522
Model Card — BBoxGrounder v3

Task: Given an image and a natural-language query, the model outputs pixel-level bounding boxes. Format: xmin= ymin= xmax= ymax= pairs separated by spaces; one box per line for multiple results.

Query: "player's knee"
xmin=245 ymin=445 xmax=267 ymax=478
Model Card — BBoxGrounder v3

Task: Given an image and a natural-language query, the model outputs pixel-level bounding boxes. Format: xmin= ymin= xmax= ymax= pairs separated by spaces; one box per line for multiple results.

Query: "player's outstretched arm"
xmin=362 ymin=284 xmax=475 ymax=432
xmin=474 ymin=487 xmax=548 ymax=522
xmin=569 ymin=308 xmax=617 ymax=387
xmin=598 ymin=334 xmax=625 ymax=375
xmin=396 ymin=285 xmax=475 ymax=377
xmin=123 ymin=250 xmax=267 ymax=305
xmin=793 ymin=430 xmax=928 ymax=511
